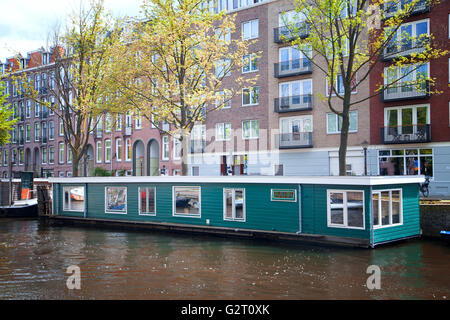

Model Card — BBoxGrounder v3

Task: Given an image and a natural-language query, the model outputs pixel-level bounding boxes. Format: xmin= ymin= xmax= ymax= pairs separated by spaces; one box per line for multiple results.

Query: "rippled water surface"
xmin=0 ymin=219 xmax=449 ymax=299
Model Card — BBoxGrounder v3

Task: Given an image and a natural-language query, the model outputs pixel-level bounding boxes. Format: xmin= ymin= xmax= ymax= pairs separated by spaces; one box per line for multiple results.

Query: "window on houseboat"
xmin=105 ymin=187 xmax=127 ymax=214
xmin=173 ymin=186 xmax=201 ymax=217
xmin=328 ymin=190 xmax=364 ymax=229
xmin=224 ymin=189 xmax=245 ymax=221
xmin=372 ymin=189 xmax=402 ymax=228
xmin=63 ymin=186 xmax=85 ymax=212
xmin=139 ymin=187 xmax=156 ymax=215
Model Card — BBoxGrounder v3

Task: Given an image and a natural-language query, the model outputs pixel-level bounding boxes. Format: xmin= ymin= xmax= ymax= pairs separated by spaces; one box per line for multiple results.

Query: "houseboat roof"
xmin=48 ymin=175 xmax=425 ymax=186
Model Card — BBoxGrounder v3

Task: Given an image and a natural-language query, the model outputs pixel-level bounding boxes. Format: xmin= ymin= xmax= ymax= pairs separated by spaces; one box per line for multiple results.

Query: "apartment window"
xmin=242 ymin=120 xmax=259 ymax=139
xmin=279 ymin=79 xmax=312 ymax=103
xmin=34 ymin=123 xmax=40 ymax=141
xmin=105 ymin=114 xmax=113 ymax=133
xmin=215 ymin=27 xmax=231 ymax=43
xmin=242 ymin=53 xmax=258 ymax=73
xmin=126 ymin=112 xmax=133 ymax=128
xmin=59 ymin=143 xmax=64 ymax=164
xmin=26 ymin=101 xmax=31 ymax=118
xmin=63 ymin=186 xmax=85 ymax=212
xmin=105 ymin=186 xmax=127 ymax=214
xmin=116 ymin=114 xmax=123 ymax=131
xmin=223 ymin=188 xmax=246 ymax=222
xmin=135 ymin=113 xmax=142 ymax=129
xmin=215 ymin=59 xmax=231 ymax=78
xmin=162 ymin=136 xmax=169 ymax=160
xmin=139 ymin=187 xmax=156 ymax=216
xmin=216 ymin=91 xmax=231 ymax=109
xmin=385 ymin=104 xmax=429 ymax=132
xmin=42 ymin=147 xmax=47 ymax=164
xmin=116 ymin=138 xmax=122 ymax=162
xmin=372 ymin=189 xmax=402 ymax=228
xmin=327 ymin=190 xmax=365 ymax=229
xmin=326 ymin=74 xmax=357 ymax=96
xmin=279 ymin=46 xmax=310 ymax=66
xmin=25 ymin=124 xmax=31 ymax=142
xmin=49 ymin=121 xmax=54 ymax=140
xmin=34 ymin=102 xmax=40 ymax=118
xmin=279 ymin=10 xmax=306 ymax=27
xmin=67 ymin=148 xmax=72 ymax=164
xmin=96 ymin=141 xmax=102 ymax=163
xmin=327 ymin=111 xmax=358 ymax=134
xmin=105 ymin=139 xmax=111 ymax=163
xmin=18 ymin=149 xmax=24 ymax=165
xmin=379 ymin=148 xmax=433 ymax=177
xmin=216 ymin=123 xmax=231 ymax=141
xmin=384 ymin=63 xmax=429 ymax=92
xmin=242 ymin=19 xmax=258 ymax=40
xmin=173 ymin=186 xmax=201 ymax=217
xmin=49 ymin=147 xmax=55 ymax=164
xmin=386 ymin=19 xmax=429 ymax=54
xmin=59 ymin=120 xmax=64 ymax=136
xmin=242 ymin=86 xmax=259 ymax=106
xmin=173 ymin=138 xmax=181 ymax=160
xmin=3 ymin=150 xmax=7 ymax=166
xmin=125 ymin=138 xmax=132 ymax=162
xmin=42 ymin=122 xmax=47 ymax=141
xmin=280 ymin=115 xmax=313 ymax=135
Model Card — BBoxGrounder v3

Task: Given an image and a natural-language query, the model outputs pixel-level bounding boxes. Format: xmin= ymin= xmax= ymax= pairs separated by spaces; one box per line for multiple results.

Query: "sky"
xmin=0 ymin=0 xmax=143 ymax=61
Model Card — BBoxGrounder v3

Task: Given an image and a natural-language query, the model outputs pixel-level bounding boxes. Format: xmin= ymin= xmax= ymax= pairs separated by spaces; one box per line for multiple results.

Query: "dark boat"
xmin=0 ymin=199 xmax=38 ymax=218
xmin=440 ymin=231 xmax=450 ymax=244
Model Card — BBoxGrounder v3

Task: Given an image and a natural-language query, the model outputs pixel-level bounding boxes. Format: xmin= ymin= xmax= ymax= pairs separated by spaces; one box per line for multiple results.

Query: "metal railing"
xmin=274 ymin=58 xmax=312 ymax=78
xmin=382 ymin=80 xmax=429 ymax=102
xmin=190 ymin=140 xmax=206 ymax=154
xmin=380 ymin=124 xmax=431 ymax=144
xmin=383 ymin=37 xmax=430 ymax=61
xmin=383 ymin=1 xmax=430 ymax=19
xmin=274 ymin=95 xmax=313 ymax=113
xmin=274 ymin=22 xmax=310 ymax=43
xmin=276 ymin=132 xmax=313 ymax=149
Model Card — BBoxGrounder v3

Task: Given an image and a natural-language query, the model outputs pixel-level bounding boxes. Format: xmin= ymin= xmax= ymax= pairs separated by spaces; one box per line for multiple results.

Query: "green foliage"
xmin=93 ymin=167 xmax=114 ymax=176
xmin=0 ymin=82 xmax=16 ymax=146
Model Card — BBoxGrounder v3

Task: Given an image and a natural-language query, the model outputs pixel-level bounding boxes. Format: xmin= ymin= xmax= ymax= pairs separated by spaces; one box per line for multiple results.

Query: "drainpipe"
xmin=297 ymin=184 xmax=302 ymax=234
xmin=369 ymin=186 xmax=374 ymax=248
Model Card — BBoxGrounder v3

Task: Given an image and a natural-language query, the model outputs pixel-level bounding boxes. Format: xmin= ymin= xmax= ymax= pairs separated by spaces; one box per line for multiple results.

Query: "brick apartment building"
xmin=1 ymin=0 xmax=449 ymax=196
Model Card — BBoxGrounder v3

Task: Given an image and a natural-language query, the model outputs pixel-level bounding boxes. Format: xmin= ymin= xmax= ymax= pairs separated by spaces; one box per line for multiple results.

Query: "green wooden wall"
xmin=55 ymin=182 xmax=301 ymax=234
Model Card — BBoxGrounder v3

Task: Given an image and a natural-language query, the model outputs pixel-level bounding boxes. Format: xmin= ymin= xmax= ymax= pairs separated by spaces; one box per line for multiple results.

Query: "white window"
xmin=105 ymin=114 xmax=113 ymax=133
xmin=25 ymin=124 xmax=31 ymax=142
xmin=384 ymin=104 xmax=430 ymax=129
xmin=242 ymin=86 xmax=259 ymax=106
xmin=242 ymin=19 xmax=258 ymax=40
xmin=279 ymin=46 xmax=310 ymax=65
xmin=385 ymin=19 xmax=429 ymax=55
xmin=105 ymin=139 xmax=111 ymax=163
xmin=116 ymin=138 xmax=122 ymax=162
xmin=372 ymin=189 xmax=403 ymax=228
xmin=215 ymin=59 xmax=231 ymax=78
xmin=242 ymin=120 xmax=259 ymax=139
xmin=327 ymin=111 xmax=358 ymax=134
xmin=105 ymin=186 xmax=127 ymax=214
xmin=96 ymin=141 xmax=102 ymax=163
xmin=327 ymin=190 xmax=365 ymax=229
xmin=280 ymin=116 xmax=313 ymax=134
xmin=34 ymin=123 xmax=40 ymax=141
xmin=326 ymin=74 xmax=357 ymax=96
xmin=59 ymin=143 xmax=64 ymax=164
xmin=116 ymin=114 xmax=123 ymax=131
xmin=242 ymin=53 xmax=258 ymax=73
xmin=63 ymin=186 xmax=85 ymax=212
xmin=173 ymin=138 xmax=181 ymax=160
xmin=279 ymin=79 xmax=312 ymax=106
xmin=42 ymin=147 xmax=47 ymax=164
xmin=49 ymin=147 xmax=54 ymax=164
xmin=139 ymin=187 xmax=156 ymax=216
xmin=216 ymin=91 xmax=231 ymax=109
xmin=126 ymin=112 xmax=133 ymax=128
xmin=67 ymin=148 xmax=72 ymax=164
xmin=216 ymin=123 xmax=231 ymax=141
xmin=384 ymin=63 xmax=429 ymax=92
xmin=125 ymin=138 xmax=132 ymax=162
xmin=49 ymin=121 xmax=54 ymax=140
xmin=59 ymin=120 xmax=64 ymax=136
xmin=162 ymin=136 xmax=169 ymax=160
xmin=279 ymin=10 xmax=306 ymax=27
xmin=26 ymin=100 xmax=31 ymax=118
xmin=173 ymin=186 xmax=201 ymax=218
xmin=35 ymin=102 xmax=40 ymax=117
xmin=135 ymin=113 xmax=142 ymax=129
xmin=223 ymin=188 xmax=245 ymax=222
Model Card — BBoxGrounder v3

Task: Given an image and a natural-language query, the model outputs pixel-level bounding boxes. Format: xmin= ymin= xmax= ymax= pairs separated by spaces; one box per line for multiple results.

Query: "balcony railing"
xmin=190 ymin=140 xmax=206 ymax=154
xmin=274 ymin=95 xmax=313 ymax=113
xmin=274 ymin=58 xmax=312 ymax=78
xmin=380 ymin=124 xmax=431 ymax=144
xmin=382 ymin=80 xmax=429 ymax=102
xmin=276 ymin=132 xmax=313 ymax=149
xmin=383 ymin=0 xmax=430 ymax=19
xmin=274 ymin=22 xmax=310 ymax=43
xmin=383 ymin=37 xmax=430 ymax=61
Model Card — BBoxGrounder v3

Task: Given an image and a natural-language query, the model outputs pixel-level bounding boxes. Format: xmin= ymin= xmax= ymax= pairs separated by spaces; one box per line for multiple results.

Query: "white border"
xmin=327 ymin=189 xmax=365 ymax=230
xmin=138 ymin=186 xmax=156 ymax=216
xmin=372 ymin=188 xmax=403 ymax=229
xmin=105 ymin=186 xmax=127 ymax=215
xmin=172 ymin=186 xmax=201 ymax=218
xmin=270 ymin=189 xmax=297 ymax=202
xmin=62 ymin=186 xmax=85 ymax=212
xmin=223 ymin=188 xmax=246 ymax=222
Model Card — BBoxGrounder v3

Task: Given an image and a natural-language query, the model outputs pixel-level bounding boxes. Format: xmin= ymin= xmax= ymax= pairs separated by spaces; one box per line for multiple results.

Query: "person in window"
xmin=160 ymin=165 xmax=167 ymax=176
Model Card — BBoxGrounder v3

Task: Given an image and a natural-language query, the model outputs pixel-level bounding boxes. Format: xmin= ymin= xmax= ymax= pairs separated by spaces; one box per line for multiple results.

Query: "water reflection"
xmin=0 ymin=219 xmax=448 ymax=299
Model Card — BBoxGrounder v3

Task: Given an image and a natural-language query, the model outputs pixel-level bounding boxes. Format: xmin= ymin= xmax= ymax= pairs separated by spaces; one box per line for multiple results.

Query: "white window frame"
xmin=59 ymin=143 xmax=64 ymax=164
xmin=116 ymin=138 xmax=122 ymax=162
xmin=216 ymin=122 xmax=231 ymax=141
xmin=327 ymin=189 xmax=365 ymax=230
xmin=326 ymin=111 xmax=358 ymax=134
xmin=104 ymin=186 xmax=127 ymax=215
xmin=138 ymin=186 xmax=156 ymax=216
xmin=372 ymin=189 xmax=403 ymax=229
xmin=242 ymin=19 xmax=259 ymax=40
xmin=242 ymin=120 xmax=259 ymax=140
xmin=105 ymin=139 xmax=111 ymax=163
xmin=125 ymin=138 xmax=132 ymax=162
xmin=96 ymin=141 xmax=102 ymax=163
xmin=242 ymin=53 xmax=258 ymax=74
xmin=242 ymin=86 xmax=259 ymax=107
xmin=162 ymin=136 xmax=169 ymax=161
xmin=63 ymin=186 xmax=85 ymax=212
xmin=172 ymin=186 xmax=201 ymax=218
xmin=173 ymin=138 xmax=181 ymax=160
xmin=384 ymin=104 xmax=430 ymax=127
xmin=223 ymin=188 xmax=246 ymax=222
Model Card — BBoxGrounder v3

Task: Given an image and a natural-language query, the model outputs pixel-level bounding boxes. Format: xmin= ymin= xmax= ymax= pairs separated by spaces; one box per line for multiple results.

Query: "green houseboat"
xmin=49 ymin=176 xmax=424 ymax=248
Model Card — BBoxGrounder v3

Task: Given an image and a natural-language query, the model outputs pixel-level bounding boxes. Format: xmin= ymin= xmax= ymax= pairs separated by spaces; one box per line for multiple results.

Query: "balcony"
xmin=380 ymin=124 xmax=431 ymax=144
xmin=274 ymin=22 xmax=310 ymax=43
xmin=190 ymin=140 xmax=205 ymax=154
xmin=382 ymin=80 xmax=429 ymax=102
xmin=383 ymin=37 xmax=430 ymax=61
xmin=276 ymin=132 xmax=313 ymax=149
xmin=383 ymin=0 xmax=430 ymax=20
xmin=274 ymin=58 xmax=312 ymax=78
xmin=274 ymin=95 xmax=313 ymax=113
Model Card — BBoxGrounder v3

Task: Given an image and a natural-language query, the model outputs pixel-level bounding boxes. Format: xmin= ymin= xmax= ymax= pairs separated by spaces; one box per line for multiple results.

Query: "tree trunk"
xmin=181 ymin=130 xmax=190 ymax=176
xmin=72 ymin=152 xmax=81 ymax=177
xmin=338 ymin=98 xmax=351 ymax=176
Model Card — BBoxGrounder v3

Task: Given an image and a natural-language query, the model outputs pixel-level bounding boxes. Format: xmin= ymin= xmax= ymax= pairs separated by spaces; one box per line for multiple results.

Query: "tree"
xmin=287 ymin=0 xmax=447 ymax=175
xmin=0 ymin=81 xmax=16 ymax=146
xmin=105 ymin=0 xmax=258 ymax=175
xmin=20 ymin=0 xmax=121 ymax=176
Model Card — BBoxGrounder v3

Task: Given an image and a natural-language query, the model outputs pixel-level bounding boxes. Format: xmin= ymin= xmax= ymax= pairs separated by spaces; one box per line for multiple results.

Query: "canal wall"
xmin=420 ymin=204 xmax=450 ymax=237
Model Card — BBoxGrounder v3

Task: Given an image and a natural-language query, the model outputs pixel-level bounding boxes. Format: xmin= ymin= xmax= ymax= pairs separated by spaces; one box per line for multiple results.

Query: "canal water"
xmin=0 ymin=218 xmax=449 ymax=300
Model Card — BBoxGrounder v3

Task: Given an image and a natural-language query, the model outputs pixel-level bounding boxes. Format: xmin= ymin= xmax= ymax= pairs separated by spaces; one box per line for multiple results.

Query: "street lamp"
xmin=361 ymin=140 xmax=369 ymax=176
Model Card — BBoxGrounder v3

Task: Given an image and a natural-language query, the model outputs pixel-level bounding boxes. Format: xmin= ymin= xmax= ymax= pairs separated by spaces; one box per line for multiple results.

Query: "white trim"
xmin=223 ymin=188 xmax=246 ymax=222
xmin=172 ymin=186 xmax=201 ymax=218
xmin=372 ymin=189 xmax=403 ymax=229
xmin=270 ymin=189 xmax=297 ymax=202
xmin=104 ymin=186 xmax=127 ymax=215
xmin=62 ymin=186 xmax=85 ymax=212
xmin=49 ymin=175 xmax=426 ymax=186
xmin=327 ymin=189 xmax=365 ymax=230
xmin=138 ymin=186 xmax=156 ymax=216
